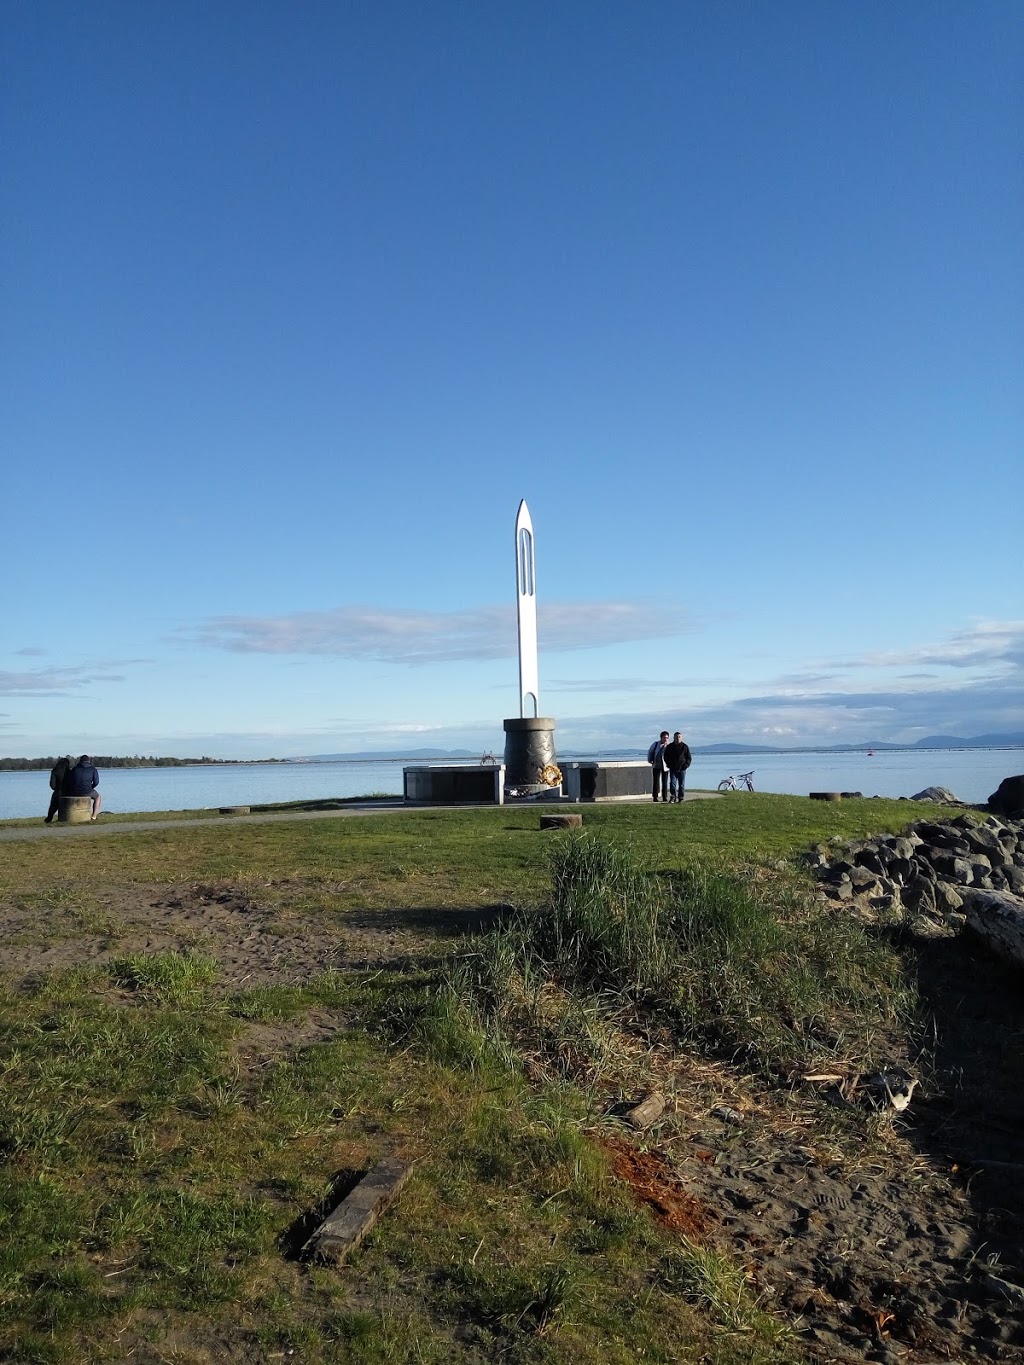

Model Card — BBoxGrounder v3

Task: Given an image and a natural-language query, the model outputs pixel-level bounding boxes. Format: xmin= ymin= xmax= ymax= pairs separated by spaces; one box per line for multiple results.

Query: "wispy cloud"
xmin=190 ymin=601 xmax=690 ymax=664
xmin=0 ymin=667 xmax=126 ymax=697
xmin=834 ymin=620 xmax=1024 ymax=673
xmin=545 ymin=676 xmax=735 ymax=694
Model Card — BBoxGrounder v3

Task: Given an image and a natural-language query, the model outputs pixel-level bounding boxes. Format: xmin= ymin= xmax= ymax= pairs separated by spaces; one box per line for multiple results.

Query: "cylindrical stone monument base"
xmin=503 ymin=717 xmax=557 ymax=795
xmin=58 ymin=795 xmax=94 ymax=824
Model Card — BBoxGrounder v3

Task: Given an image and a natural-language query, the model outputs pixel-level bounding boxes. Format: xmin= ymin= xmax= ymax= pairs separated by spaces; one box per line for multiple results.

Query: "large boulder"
xmin=961 ymin=888 xmax=1024 ymax=968
xmin=910 ymin=786 xmax=959 ymax=804
xmin=988 ymin=775 xmax=1024 ymax=819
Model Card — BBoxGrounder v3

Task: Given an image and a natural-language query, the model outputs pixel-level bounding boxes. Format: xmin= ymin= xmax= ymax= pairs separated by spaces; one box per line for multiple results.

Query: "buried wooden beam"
xmin=302 ymin=1158 xmax=414 ymax=1264
xmin=624 ymin=1092 xmax=667 ymax=1129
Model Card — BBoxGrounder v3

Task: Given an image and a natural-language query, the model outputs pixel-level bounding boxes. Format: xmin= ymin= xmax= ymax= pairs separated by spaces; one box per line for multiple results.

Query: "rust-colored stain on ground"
xmin=601 ymin=1136 xmax=713 ymax=1239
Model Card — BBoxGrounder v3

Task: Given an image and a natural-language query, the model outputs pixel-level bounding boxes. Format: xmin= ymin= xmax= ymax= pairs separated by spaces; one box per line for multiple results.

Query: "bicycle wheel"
xmin=717 ymin=779 xmax=733 ymax=792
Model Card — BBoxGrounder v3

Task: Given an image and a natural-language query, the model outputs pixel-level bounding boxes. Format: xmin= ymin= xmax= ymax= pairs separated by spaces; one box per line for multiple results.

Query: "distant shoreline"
xmin=0 ymin=757 xmax=290 ymax=772
xmin=2 ymin=741 xmax=1021 ymax=773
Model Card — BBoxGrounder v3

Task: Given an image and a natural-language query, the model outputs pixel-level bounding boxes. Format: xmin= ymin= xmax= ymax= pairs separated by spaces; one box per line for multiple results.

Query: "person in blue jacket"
xmin=67 ymin=755 xmax=102 ymax=820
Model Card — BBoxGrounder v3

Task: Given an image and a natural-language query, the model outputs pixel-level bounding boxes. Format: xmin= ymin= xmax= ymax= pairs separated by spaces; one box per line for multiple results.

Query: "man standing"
xmin=647 ymin=730 xmax=670 ymax=803
xmin=67 ymin=755 xmax=102 ymax=820
xmin=665 ymin=731 xmax=692 ymax=804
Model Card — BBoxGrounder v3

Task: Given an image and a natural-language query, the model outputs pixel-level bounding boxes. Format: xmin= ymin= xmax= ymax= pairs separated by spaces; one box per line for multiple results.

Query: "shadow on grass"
xmin=278 ymin=1167 xmax=366 ymax=1261
xmin=341 ymin=904 xmax=513 ymax=939
xmin=251 ymin=798 xmax=403 ymax=814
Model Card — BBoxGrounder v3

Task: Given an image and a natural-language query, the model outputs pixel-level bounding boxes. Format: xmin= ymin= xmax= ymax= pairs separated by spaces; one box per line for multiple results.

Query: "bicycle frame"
xmin=718 ymin=770 xmax=755 ymax=792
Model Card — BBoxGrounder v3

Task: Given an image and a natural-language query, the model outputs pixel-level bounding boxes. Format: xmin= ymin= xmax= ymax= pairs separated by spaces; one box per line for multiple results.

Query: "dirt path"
xmin=0 ymin=790 xmax=723 ymax=842
xmin=0 ymin=801 xmax=409 ymax=842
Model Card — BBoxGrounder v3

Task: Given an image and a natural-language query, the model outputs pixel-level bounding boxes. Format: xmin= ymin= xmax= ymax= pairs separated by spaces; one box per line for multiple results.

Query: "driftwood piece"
xmin=302 ymin=1158 xmax=414 ymax=1264
xmin=540 ymin=813 xmax=583 ymax=830
xmin=960 ymin=889 xmax=1024 ymax=969
xmin=624 ymin=1092 xmax=666 ymax=1129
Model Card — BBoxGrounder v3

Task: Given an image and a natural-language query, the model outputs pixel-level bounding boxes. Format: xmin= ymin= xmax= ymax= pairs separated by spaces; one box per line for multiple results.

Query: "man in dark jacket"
xmin=665 ymin=731 xmax=692 ymax=804
xmin=67 ymin=755 xmax=102 ymax=819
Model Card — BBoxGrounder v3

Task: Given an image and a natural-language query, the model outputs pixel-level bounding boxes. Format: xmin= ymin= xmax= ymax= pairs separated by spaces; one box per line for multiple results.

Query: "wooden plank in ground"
xmin=302 ymin=1158 xmax=414 ymax=1264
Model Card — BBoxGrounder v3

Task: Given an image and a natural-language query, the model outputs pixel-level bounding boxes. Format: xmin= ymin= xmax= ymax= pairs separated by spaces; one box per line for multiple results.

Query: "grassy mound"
xmin=446 ymin=832 xmax=911 ymax=1080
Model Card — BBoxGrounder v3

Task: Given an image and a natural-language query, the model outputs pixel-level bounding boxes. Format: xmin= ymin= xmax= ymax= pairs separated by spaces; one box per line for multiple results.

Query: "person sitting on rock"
xmin=66 ymin=755 xmax=102 ymax=820
xmin=44 ymin=755 xmax=73 ymax=824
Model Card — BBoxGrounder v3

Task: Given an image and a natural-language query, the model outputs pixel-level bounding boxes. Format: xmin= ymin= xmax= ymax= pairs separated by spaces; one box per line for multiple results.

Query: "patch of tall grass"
xmin=448 ymin=833 xmax=911 ymax=1079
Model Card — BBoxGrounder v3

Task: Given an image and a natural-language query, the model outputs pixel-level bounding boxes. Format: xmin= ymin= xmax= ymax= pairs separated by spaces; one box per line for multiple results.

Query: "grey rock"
xmin=856 ymin=849 xmax=886 ymax=875
xmin=930 ymin=852 xmax=974 ymax=881
xmin=888 ymin=857 xmax=912 ymax=884
xmin=966 ymin=825 xmax=1008 ymax=856
xmin=934 ymin=883 xmax=964 ymax=913
xmin=913 ymin=823 xmax=970 ymax=853
xmin=911 ymin=786 xmax=959 ymax=803
xmin=951 ymin=857 xmax=974 ymax=885
xmin=868 ymin=892 xmax=901 ymax=916
xmin=849 ymin=866 xmax=879 ymax=890
xmin=1005 ymin=866 xmax=1024 ymax=895
xmin=903 ymin=879 xmax=937 ymax=914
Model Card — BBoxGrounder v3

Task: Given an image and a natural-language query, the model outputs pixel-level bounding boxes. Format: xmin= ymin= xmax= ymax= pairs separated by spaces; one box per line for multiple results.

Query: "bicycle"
xmin=718 ymin=770 xmax=755 ymax=792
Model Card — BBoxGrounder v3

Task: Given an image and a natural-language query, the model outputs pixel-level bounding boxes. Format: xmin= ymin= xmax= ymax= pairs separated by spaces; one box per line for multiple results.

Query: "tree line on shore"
xmin=0 ymin=756 xmax=272 ymax=771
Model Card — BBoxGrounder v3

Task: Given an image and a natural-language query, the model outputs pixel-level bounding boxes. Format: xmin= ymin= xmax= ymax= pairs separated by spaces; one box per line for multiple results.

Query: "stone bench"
xmin=403 ymin=764 xmax=505 ymax=805
xmin=58 ymin=795 xmax=95 ymax=824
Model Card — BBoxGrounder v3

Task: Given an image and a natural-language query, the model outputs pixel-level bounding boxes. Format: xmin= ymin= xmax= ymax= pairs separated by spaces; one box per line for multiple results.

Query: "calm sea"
xmin=1 ymin=749 xmax=1021 ymax=821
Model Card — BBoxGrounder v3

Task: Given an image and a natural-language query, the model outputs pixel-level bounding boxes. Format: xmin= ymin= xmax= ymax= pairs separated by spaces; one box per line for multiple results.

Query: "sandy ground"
xmin=2 ymin=873 xmax=1022 ymax=1362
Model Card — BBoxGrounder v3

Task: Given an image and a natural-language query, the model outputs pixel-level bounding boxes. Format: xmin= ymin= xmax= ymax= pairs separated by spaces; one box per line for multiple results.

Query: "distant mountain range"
xmin=293 ymin=733 xmax=1024 ymax=762
xmin=693 ymin=732 xmax=1024 ymax=755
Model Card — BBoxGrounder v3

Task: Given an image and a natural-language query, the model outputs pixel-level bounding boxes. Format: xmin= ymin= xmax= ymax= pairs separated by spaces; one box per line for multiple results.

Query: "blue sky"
xmin=3 ymin=1 xmax=1021 ymax=757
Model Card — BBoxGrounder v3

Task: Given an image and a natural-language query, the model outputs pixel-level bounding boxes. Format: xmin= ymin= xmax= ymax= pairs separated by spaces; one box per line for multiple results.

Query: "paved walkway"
xmin=0 ymin=802 xmax=410 ymax=842
xmin=0 ymin=791 xmax=721 ymax=844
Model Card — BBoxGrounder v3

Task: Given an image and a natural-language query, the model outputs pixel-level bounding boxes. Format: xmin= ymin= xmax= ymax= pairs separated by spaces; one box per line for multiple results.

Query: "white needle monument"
xmin=503 ymin=499 xmax=558 ymax=793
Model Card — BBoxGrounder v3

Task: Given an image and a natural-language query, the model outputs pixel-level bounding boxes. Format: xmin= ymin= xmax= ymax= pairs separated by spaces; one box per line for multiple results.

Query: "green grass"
xmin=0 ymin=793 xmax=958 ymax=898
xmin=0 ymin=965 xmax=791 ymax=1363
xmin=0 ymin=795 xmax=960 ymax=1361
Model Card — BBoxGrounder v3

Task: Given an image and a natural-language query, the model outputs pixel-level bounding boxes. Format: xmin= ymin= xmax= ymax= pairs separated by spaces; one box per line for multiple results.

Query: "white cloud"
xmin=190 ymin=600 xmax=690 ymax=664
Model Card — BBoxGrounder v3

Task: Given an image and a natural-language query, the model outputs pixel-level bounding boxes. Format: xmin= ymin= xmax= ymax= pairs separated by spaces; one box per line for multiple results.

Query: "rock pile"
xmin=806 ymin=812 xmax=1024 ymax=937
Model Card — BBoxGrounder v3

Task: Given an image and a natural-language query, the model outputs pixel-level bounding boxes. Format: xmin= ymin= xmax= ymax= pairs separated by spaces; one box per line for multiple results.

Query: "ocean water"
xmin=685 ymin=747 xmax=1022 ymax=806
xmin=1 ymin=748 xmax=1021 ymax=821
